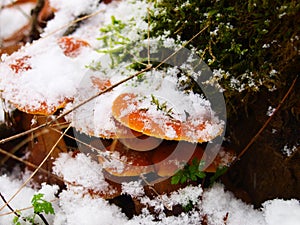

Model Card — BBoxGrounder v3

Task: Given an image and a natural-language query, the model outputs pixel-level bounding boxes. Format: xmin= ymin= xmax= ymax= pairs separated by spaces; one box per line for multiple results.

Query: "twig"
xmin=0 ymin=193 xmax=20 ymax=218
xmin=0 ymin=192 xmax=50 ymax=225
xmin=0 ymin=148 xmax=65 ymax=183
xmin=223 ymin=212 xmax=229 ymax=225
xmin=0 ymin=21 xmax=210 ymax=146
xmin=147 ymin=7 xmax=151 ymax=66
xmin=0 ymin=199 xmax=58 ymax=217
xmin=0 ymin=193 xmax=36 ymax=224
xmin=36 ymin=212 xmax=49 ymax=225
xmin=154 ymin=22 xmax=210 ymax=70
xmin=42 ymin=9 xmax=104 ymax=39
xmin=231 ymin=76 xmax=298 ymax=164
xmin=30 ymin=0 xmax=45 ymax=41
xmin=0 ymin=129 xmax=49 ymax=166
xmin=0 ymin=125 xmax=71 ymax=212
xmin=49 ymin=127 xmax=114 ymax=162
xmin=0 ymin=66 xmax=152 ymax=145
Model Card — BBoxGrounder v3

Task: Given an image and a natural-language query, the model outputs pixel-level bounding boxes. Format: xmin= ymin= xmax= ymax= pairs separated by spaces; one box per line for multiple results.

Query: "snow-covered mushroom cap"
xmin=72 ymin=66 xmax=224 ymax=144
xmin=0 ymin=36 xmax=94 ymax=115
xmin=111 ymin=70 xmax=224 ymax=143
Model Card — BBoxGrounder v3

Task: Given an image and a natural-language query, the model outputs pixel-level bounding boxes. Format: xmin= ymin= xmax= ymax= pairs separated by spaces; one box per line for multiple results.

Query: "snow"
xmin=0 ymin=175 xmax=58 ymax=225
xmin=1 ymin=0 xmax=224 ymax=141
xmin=263 ymin=199 xmax=300 ymax=225
xmin=52 ymin=153 xmax=109 ymax=193
xmin=121 ymin=180 xmax=145 ymax=197
xmin=0 ymin=36 xmax=98 ymax=114
xmin=266 ymin=106 xmax=276 ymax=117
xmin=0 ymin=0 xmax=299 ymax=224
xmin=202 ymin=183 xmax=265 ymax=225
xmin=0 ymin=2 xmax=34 ymax=41
xmin=1 ymin=173 xmax=300 ymax=225
xmin=53 ymin=189 xmax=127 ymax=225
xmin=281 ymin=145 xmax=297 ymax=157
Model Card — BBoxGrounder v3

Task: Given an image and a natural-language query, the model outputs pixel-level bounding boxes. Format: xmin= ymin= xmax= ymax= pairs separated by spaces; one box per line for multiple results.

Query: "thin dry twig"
xmin=0 ymin=192 xmax=42 ymax=225
xmin=42 ymin=9 xmax=105 ymax=39
xmin=0 ymin=21 xmax=210 ymax=146
xmin=0 ymin=198 xmax=58 ymax=217
xmin=0 ymin=129 xmax=49 ymax=165
xmin=147 ymin=7 xmax=151 ymax=66
xmin=0 ymin=125 xmax=71 ymax=212
xmin=49 ymin=126 xmax=115 ymax=162
xmin=232 ymin=76 xmax=298 ymax=164
xmin=0 ymin=66 xmax=152 ymax=145
xmin=154 ymin=22 xmax=210 ymax=70
xmin=0 ymin=193 xmax=20 ymax=218
xmin=0 ymin=148 xmax=65 ymax=183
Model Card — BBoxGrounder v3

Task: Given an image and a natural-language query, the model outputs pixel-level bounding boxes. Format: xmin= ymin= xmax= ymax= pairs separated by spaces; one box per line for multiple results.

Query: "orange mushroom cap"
xmin=98 ymin=140 xmax=155 ymax=177
xmin=112 ymin=93 xmax=223 ymax=143
xmin=57 ymin=36 xmax=90 ymax=58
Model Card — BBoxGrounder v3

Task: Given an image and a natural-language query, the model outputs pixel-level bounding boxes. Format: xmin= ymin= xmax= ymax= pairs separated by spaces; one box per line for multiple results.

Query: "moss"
xmin=149 ymin=0 xmax=300 ymax=109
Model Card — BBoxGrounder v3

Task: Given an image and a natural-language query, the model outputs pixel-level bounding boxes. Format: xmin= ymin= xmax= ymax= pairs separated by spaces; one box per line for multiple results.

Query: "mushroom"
xmin=70 ymin=57 xmax=227 ymax=198
xmin=0 ymin=34 xmax=95 ymax=184
xmin=111 ymin=91 xmax=224 ymax=143
xmin=98 ymin=139 xmax=156 ymax=184
xmin=0 ymin=0 xmax=54 ymax=55
xmin=57 ymin=36 xmax=90 ymax=58
xmin=0 ymin=35 xmax=92 ymax=115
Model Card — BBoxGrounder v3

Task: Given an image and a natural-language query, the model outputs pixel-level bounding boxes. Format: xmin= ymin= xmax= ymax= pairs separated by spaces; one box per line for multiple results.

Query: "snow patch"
xmin=53 ymin=153 xmax=108 ymax=192
xmin=0 ymin=3 xmax=34 ymax=40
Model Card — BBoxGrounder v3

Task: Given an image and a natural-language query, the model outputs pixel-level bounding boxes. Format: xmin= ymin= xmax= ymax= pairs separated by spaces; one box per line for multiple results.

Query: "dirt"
xmin=223 ymin=78 xmax=300 ymax=207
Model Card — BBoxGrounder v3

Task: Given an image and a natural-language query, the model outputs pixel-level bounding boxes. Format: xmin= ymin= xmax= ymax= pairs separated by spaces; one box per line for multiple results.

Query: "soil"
xmin=223 ymin=78 xmax=300 ymax=207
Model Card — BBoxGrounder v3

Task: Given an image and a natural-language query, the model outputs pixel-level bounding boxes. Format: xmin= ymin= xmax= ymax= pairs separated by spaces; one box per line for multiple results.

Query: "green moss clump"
xmin=149 ymin=0 xmax=300 ymax=100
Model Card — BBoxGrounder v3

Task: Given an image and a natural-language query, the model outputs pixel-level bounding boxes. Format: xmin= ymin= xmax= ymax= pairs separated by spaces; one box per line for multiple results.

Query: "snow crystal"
xmin=270 ymin=69 xmax=278 ymax=77
xmin=266 ymin=106 xmax=276 ymax=117
xmin=168 ymin=185 xmax=203 ymax=206
xmin=122 ymin=180 xmax=145 ymax=197
xmin=281 ymin=145 xmax=297 ymax=157
xmin=210 ymin=26 xmax=219 ymax=36
xmin=262 ymin=44 xmax=270 ymax=48
xmin=101 ymin=151 xmax=126 ymax=174
xmin=139 ymin=185 xmax=203 ymax=214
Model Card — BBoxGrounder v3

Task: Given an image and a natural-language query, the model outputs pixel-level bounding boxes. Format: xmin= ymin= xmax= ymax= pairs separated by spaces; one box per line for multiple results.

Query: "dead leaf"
xmin=22 ymin=113 xmax=67 ymax=185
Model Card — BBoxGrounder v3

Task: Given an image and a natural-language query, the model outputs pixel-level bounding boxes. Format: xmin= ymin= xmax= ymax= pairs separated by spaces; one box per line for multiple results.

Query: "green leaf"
xmin=196 ymin=171 xmax=206 ymax=179
xmin=180 ymin=176 xmax=187 ymax=184
xmin=190 ymin=174 xmax=197 ymax=181
xmin=13 ymin=216 xmax=21 ymax=225
xmin=31 ymin=193 xmax=55 ymax=215
xmin=171 ymin=174 xmax=181 ymax=185
xmin=209 ymin=166 xmax=228 ymax=185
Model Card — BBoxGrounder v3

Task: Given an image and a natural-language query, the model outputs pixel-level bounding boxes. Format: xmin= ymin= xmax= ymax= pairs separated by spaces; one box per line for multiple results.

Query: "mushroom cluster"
xmin=0 ymin=0 xmax=234 ymax=200
xmin=69 ymin=55 xmax=228 ymax=191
